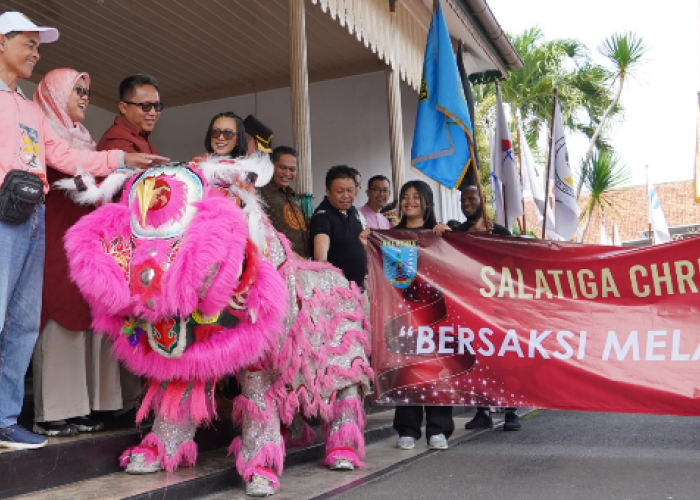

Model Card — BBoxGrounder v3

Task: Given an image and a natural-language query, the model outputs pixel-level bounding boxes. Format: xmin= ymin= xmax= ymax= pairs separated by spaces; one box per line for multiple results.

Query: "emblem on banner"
xmin=382 ymin=240 xmax=418 ymax=289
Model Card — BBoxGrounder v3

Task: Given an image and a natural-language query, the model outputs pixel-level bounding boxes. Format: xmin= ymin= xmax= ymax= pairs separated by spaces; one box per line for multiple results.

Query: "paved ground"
xmin=332 ymin=410 xmax=700 ymax=500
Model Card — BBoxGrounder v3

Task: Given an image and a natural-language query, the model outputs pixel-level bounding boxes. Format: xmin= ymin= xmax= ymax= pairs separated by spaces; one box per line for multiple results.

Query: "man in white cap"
xmin=0 ymin=11 xmax=168 ymax=450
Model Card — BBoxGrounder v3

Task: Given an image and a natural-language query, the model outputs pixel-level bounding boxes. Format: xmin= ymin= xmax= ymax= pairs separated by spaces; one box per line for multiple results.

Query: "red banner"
xmin=367 ymin=230 xmax=700 ymax=415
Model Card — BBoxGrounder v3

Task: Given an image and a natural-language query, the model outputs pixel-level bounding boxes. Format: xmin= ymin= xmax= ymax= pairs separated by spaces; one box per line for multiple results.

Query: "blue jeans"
xmin=0 ymin=205 xmax=45 ymax=428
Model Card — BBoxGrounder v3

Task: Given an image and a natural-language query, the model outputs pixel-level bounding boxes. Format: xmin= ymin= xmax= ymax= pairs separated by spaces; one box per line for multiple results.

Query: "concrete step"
xmin=199 ymin=409 xmax=536 ymax=500
xmin=8 ymin=411 xmax=398 ymax=500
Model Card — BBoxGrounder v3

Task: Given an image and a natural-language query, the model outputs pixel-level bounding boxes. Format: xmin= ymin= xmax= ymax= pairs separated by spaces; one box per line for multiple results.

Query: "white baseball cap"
xmin=0 ymin=11 xmax=59 ymax=44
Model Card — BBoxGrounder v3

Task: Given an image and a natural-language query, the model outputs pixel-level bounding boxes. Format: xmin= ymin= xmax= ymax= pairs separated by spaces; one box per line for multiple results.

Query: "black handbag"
xmin=0 ymin=170 xmax=45 ymax=224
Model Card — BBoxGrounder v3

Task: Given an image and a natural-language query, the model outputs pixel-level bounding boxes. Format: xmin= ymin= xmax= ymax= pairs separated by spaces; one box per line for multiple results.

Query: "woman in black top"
xmin=392 ymin=180 xmax=453 ymax=450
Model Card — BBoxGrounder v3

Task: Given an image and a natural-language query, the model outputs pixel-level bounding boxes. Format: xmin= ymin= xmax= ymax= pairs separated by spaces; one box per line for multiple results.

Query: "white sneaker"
xmin=124 ymin=453 xmax=162 ymax=474
xmin=396 ymin=436 xmax=415 ymax=449
xmin=330 ymin=457 xmax=355 ymax=471
xmin=246 ymin=474 xmax=275 ymax=497
xmin=428 ymin=434 xmax=448 ymax=450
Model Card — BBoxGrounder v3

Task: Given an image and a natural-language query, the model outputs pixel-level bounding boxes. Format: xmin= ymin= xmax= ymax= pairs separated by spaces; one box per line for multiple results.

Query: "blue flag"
xmin=411 ymin=0 xmax=474 ymax=189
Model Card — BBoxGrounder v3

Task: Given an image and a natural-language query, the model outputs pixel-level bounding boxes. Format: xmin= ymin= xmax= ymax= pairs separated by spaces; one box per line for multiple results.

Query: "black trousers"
xmin=393 ymin=405 xmax=454 ymax=441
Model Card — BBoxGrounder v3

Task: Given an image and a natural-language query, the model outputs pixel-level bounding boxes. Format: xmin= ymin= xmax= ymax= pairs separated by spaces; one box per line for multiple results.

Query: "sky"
xmin=486 ymin=0 xmax=700 ymax=188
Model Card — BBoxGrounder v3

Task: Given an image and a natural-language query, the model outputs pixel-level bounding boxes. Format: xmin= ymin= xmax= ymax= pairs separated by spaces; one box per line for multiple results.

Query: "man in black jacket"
xmin=454 ymin=185 xmax=521 ymax=431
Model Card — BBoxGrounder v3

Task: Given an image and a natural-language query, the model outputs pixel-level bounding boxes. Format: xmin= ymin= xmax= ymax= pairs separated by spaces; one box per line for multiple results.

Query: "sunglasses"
xmin=122 ymin=100 xmax=165 ymax=112
xmin=74 ymin=86 xmax=91 ymax=98
xmin=210 ymin=128 xmax=238 ymax=140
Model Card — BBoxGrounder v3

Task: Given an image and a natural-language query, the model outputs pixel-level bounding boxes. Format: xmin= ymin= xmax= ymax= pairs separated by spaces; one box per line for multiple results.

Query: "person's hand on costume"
xmin=124 ymin=153 xmax=170 ymax=169
xmin=433 ymin=223 xmax=451 ymax=236
xmin=359 ymin=228 xmax=371 ymax=247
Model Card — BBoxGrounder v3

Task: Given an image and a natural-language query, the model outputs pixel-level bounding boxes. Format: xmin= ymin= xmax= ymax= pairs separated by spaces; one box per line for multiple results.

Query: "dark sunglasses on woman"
xmin=121 ymin=100 xmax=165 ymax=112
xmin=209 ymin=128 xmax=237 ymax=140
xmin=74 ymin=86 xmax=91 ymax=98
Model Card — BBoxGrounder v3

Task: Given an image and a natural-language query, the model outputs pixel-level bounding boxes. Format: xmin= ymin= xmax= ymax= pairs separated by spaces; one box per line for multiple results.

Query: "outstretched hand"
xmin=359 ymin=228 xmax=371 ymax=246
xmin=124 ymin=153 xmax=170 ymax=169
xmin=433 ymin=223 xmax=451 ymax=236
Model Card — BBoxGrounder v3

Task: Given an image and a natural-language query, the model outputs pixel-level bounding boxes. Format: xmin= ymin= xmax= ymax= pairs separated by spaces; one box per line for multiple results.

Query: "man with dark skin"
xmin=455 ymin=185 xmax=520 ymax=431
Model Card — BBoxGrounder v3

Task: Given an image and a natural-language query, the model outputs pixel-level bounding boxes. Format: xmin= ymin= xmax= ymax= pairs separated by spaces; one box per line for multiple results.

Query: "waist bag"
xmin=0 ymin=170 xmax=45 ymax=224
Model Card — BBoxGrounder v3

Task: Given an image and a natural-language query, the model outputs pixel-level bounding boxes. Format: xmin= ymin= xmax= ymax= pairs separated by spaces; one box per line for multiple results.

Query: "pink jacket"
xmin=0 ymin=82 xmax=123 ymax=192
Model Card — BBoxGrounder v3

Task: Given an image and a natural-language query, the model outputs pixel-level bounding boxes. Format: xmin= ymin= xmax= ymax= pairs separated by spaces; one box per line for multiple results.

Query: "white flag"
xmin=548 ymin=101 xmax=580 ymax=240
xmin=488 ymin=126 xmax=504 ymax=224
xmin=493 ymin=86 xmax=523 ymax=228
xmin=599 ymin=220 xmax=612 ymax=245
xmin=612 ymin=221 xmax=622 ymax=246
xmin=648 ymin=182 xmax=670 ymax=244
xmin=518 ymin=121 xmax=554 ymax=233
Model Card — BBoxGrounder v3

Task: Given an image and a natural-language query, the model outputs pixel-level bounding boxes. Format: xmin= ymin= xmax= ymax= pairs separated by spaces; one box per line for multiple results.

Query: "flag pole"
xmin=541 ymin=88 xmax=558 ymax=240
xmin=466 ymin=119 xmax=492 ymax=230
xmin=515 ymin=115 xmax=527 ymax=235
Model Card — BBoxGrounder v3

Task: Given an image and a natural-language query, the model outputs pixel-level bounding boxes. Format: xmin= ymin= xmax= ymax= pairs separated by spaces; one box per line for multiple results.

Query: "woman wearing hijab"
xmin=32 ymin=68 xmax=122 ymax=436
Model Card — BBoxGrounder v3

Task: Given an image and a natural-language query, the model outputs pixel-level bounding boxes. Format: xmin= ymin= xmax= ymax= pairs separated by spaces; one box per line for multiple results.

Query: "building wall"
xmin=22 ymin=71 xmax=461 ymax=221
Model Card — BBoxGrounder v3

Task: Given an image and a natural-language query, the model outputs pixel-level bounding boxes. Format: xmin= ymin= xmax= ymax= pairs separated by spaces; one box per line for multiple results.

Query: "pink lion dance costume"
xmin=64 ymin=156 xmax=372 ymax=496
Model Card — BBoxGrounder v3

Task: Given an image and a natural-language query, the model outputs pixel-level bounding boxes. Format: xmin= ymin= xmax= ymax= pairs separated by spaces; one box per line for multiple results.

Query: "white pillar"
xmin=385 ymin=5 xmax=406 ymax=199
xmin=289 ymin=0 xmax=313 ymax=195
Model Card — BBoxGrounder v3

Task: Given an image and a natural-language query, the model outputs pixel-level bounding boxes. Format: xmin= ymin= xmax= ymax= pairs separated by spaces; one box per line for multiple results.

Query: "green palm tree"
xmin=473 ymin=27 xmax=615 ymax=157
xmin=578 ymin=150 xmax=631 ymax=240
xmin=577 ymin=32 xmax=648 ymax=197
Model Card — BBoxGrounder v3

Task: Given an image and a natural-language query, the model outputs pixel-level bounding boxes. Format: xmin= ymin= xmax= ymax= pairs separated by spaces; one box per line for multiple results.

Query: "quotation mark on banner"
xmin=399 ymin=326 xmax=414 ymax=338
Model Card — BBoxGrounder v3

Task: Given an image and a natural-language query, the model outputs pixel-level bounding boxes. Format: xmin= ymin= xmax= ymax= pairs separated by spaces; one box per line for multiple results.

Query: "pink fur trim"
xmin=65 ymin=204 xmax=132 ymax=319
xmin=228 ymin=438 xmax=286 ymax=479
xmin=161 ymin=197 xmax=245 ymax=317
xmin=119 ymin=444 xmax=158 ymax=468
xmin=142 ymin=432 xmax=198 ymax=472
xmin=322 ymin=447 xmax=366 ymax=468
xmin=283 ymin=421 xmax=316 ymax=448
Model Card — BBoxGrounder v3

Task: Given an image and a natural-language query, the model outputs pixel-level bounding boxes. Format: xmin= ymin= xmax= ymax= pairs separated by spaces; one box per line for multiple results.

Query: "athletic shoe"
xmin=33 ymin=420 xmax=79 ymax=437
xmin=246 ymin=474 xmax=275 ymax=497
xmin=66 ymin=415 xmax=105 ymax=433
xmin=396 ymin=436 xmax=415 ymax=449
xmin=503 ymin=411 xmax=522 ymax=431
xmin=465 ymin=409 xmax=493 ymax=430
xmin=124 ymin=453 xmax=162 ymax=475
xmin=330 ymin=457 xmax=355 ymax=471
xmin=428 ymin=434 xmax=448 ymax=450
xmin=0 ymin=424 xmax=49 ymax=449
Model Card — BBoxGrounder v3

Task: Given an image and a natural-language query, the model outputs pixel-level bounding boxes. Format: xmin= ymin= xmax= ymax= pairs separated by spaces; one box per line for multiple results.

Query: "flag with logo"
xmin=411 ymin=0 xmax=474 ymax=189
xmin=492 ymin=86 xmax=523 ymax=228
xmin=548 ymin=100 xmax=579 ymax=239
xmin=518 ymin=120 xmax=553 ymax=232
xmin=648 ymin=182 xmax=671 ymax=244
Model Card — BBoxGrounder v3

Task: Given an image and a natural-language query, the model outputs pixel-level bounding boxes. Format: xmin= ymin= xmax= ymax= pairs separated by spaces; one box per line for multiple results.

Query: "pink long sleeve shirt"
xmin=0 ymin=80 xmax=123 ymax=192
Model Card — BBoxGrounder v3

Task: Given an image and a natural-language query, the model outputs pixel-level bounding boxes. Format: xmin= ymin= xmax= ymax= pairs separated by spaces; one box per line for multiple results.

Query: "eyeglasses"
xmin=121 ymin=100 xmax=165 ymax=112
xmin=210 ymin=128 xmax=237 ymax=140
xmin=74 ymin=86 xmax=91 ymax=98
xmin=370 ymin=188 xmax=390 ymax=194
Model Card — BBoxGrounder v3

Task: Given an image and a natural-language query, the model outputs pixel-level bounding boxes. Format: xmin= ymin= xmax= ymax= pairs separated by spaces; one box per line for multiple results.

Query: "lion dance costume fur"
xmin=63 ymin=155 xmax=372 ymax=496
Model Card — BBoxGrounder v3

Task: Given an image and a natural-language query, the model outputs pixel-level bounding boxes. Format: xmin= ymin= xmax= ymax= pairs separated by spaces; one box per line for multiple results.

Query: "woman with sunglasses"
xmin=190 ymin=112 xmax=248 ymax=164
xmin=31 ymin=69 xmax=122 ymax=437
xmin=391 ymin=180 xmax=453 ymax=452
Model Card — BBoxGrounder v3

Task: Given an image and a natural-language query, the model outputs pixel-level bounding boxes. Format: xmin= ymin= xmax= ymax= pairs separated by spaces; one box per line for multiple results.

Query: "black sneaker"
xmin=113 ymin=408 xmax=153 ymax=432
xmin=66 ymin=416 xmax=105 ymax=433
xmin=503 ymin=411 xmax=522 ymax=431
xmin=33 ymin=420 xmax=79 ymax=437
xmin=465 ymin=410 xmax=493 ymax=430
